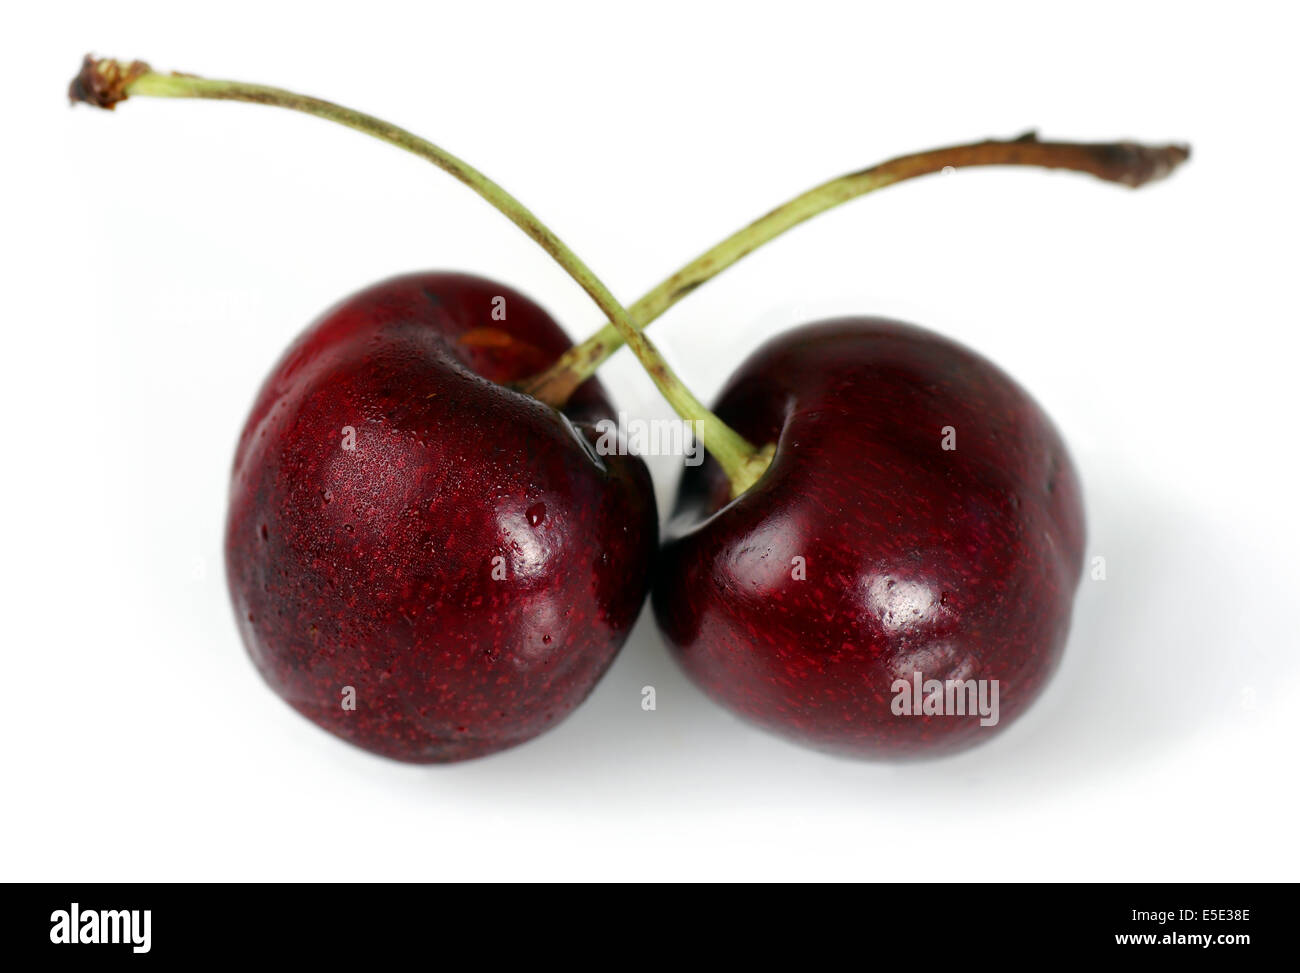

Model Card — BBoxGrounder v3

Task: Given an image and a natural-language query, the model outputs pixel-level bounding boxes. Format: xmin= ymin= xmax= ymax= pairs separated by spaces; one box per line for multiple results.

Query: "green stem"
xmin=69 ymin=55 xmax=772 ymax=497
xmin=518 ymin=132 xmax=1191 ymax=406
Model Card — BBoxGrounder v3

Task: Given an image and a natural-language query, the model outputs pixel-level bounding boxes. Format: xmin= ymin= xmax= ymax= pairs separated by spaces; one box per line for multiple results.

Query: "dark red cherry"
xmin=653 ymin=319 xmax=1085 ymax=757
xmin=226 ymin=272 xmax=657 ymax=763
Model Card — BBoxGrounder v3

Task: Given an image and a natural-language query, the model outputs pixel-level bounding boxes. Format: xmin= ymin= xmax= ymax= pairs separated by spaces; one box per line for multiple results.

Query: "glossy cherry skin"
xmin=226 ymin=272 xmax=657 ymax=763
xmin=653 ymin=319 xmax=1085 ymax=758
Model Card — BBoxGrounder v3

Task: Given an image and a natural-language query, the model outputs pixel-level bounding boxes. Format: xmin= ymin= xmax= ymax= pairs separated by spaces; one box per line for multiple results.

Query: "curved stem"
xmin=518 ymin=132 xmax=1191 ymax=406
xmin=69 ymin=55 xmax=772 ymax=497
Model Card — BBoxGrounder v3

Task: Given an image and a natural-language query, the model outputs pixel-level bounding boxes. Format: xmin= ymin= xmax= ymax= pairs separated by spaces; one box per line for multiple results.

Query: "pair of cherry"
xmin=73 ymin=56 xmax=1188 ymax=762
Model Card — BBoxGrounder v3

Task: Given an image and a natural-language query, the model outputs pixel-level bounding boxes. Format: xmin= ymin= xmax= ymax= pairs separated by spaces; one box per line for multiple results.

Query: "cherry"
xmin=68 ymin=57 xmax=707 ymax=763
xmin=227 ymin=272 xmax=656 ymax=761
xmin=652 ymin=318 xmax=1086 ymax=757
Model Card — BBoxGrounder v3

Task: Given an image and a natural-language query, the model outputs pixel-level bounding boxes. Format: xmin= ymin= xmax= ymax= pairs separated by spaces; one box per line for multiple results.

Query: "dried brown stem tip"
xmin=1098 ymin=140 xmax=1192 ymax=187
xmin=856 ymin=131 xmax=1192 ymax=192
xmin=68 ymin=55 xmax=151 ymax=110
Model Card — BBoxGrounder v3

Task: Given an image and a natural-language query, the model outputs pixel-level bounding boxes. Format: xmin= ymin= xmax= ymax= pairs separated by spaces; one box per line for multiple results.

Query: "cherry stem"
xmin=69 ymin=55 xmax=773 ymax=497
xmin=517 ymin=132 xmax=1191 ymax=407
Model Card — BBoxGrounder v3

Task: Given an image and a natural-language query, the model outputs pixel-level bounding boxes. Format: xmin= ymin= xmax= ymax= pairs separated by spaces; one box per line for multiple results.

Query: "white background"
xmin=3 ymin=2 xmax=1297 ymax=881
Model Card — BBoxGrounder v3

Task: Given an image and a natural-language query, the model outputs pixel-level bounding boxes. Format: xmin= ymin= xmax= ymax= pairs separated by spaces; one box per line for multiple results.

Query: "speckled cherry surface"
xmin=226 ymin=272 xmax=657 ymax=763
xmin=653 ymin=318 xmax=1085 ymax=757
